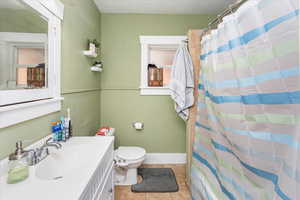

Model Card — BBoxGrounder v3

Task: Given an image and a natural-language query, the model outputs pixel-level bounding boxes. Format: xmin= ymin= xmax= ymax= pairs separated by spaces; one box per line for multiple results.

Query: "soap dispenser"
xmin=7 ymin=141 xmax=29 ymax=184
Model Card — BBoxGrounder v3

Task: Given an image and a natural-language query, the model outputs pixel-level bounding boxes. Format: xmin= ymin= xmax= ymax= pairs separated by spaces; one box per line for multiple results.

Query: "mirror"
xmin=0 ymin=0 xmax=48 ymax=90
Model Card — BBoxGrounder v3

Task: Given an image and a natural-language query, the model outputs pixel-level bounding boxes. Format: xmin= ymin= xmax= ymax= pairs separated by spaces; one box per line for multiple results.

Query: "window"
xmin=17 ymin=47 xmax=45 ymax=65
xmin=139 ymin=36 xmax=187 ymax=95
xmin=13 ymin=44 xmax=47 ymax=89
xmin=149 ymin=46 xmax=177 ymax=87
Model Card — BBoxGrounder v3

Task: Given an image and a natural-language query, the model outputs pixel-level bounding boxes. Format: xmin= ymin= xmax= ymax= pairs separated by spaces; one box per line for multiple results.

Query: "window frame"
xmin=4 ymin=34 xmax=47 ymax=89
xmin=139 ymin=35 xmax=187 ymax=95
xmin=13 ymin=45 xmax=46 ymax=88
xmin=0 ymin=0 xmax=64 ymax=128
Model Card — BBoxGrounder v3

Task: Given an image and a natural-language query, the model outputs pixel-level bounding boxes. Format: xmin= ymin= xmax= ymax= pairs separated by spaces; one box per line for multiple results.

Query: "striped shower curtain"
xmin=191 ymin=0 xmax=299 ymax=199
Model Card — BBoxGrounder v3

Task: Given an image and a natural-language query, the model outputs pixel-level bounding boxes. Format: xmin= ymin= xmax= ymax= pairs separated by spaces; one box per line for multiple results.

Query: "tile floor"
xmin=115 ymin=164 xmax=192 ymax=200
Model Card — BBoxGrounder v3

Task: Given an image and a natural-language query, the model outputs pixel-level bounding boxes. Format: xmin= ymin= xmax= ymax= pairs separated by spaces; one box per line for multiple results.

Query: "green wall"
xmin=0 ymin=9 xmax=47 ymax=33
xmin=0 ymin=8 xmax=214 ymax=158
xmin=100 ymin=14 xmax=213 ymax=153
xmin=0 ymin=0 xmax=101 ymax=159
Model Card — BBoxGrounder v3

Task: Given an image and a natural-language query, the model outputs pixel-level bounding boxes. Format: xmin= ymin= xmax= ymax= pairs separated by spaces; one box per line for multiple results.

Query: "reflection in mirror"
xmin=0 ymin=0 xmax=48 ymax=90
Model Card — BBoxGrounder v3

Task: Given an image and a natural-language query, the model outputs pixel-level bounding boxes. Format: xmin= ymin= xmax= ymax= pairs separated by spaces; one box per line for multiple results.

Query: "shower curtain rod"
xmin=203 ymin=0 xmax=248 ymax=35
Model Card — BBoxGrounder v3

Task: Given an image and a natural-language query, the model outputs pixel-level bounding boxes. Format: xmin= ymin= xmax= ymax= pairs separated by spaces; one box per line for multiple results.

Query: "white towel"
xmin=169 ymin=43 xmax=194 ymax=121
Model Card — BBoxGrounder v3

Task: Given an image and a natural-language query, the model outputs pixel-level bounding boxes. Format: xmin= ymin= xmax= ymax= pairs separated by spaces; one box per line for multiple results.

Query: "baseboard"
xmin=144 ymin=153 xmax=187 ymax=164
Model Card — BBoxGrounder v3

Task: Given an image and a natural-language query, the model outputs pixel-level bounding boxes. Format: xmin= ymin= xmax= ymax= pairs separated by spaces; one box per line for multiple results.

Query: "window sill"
xmin=0 ymin=97 xmax=63 ymax=128
xmin=140 ymin=86 xmax=170 ymax=95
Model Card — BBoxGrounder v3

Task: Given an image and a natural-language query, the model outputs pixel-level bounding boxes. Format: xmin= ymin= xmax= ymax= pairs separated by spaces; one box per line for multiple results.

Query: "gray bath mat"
xmin=131 ymin=168 xmax=179 ymax=193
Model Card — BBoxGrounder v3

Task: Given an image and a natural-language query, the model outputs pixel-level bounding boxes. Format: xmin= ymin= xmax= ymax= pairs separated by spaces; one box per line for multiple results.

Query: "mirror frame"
xmin=0 ymin=0 xmax=64 ymax=128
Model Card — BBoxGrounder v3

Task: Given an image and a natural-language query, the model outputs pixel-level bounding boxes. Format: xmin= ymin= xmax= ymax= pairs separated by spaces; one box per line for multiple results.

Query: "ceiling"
xmin=94 ymin=0 xmax=236 ymax=15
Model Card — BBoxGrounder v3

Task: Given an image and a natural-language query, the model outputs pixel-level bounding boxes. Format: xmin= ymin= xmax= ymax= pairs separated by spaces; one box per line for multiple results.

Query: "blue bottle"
xmin=51 ymin=122 xmax=60 ymax=142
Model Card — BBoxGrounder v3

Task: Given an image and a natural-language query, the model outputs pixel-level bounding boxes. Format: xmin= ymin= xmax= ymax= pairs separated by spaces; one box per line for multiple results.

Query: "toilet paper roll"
xmin=133 ymin=122 xmax=144 ymax=130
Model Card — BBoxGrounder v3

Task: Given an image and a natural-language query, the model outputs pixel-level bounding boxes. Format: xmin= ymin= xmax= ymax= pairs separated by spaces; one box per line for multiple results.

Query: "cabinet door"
xmin=96 ymin=167 xmax=114 ymax=200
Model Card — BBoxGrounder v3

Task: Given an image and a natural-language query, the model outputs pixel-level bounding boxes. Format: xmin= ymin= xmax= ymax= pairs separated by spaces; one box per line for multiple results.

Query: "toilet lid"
xmin=116 ymin=146 xmax=146 ymax=160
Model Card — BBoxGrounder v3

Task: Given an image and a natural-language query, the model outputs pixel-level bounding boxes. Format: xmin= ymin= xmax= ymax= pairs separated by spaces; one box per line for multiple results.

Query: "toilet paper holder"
xmin=132 ymin=122 xmax=144 ymax=130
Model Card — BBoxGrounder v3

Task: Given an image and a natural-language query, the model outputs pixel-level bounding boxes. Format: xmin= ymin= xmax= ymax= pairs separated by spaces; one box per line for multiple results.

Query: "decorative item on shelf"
xmin=83 ymin=39 xmax=100 ymax=58
xmin=92 ymin=39 xmax=100 ymax=54
xmin=148 ymin=64 xmax=163 ymax=87
xmin=91 ymin=61 xmax=103 ymax=72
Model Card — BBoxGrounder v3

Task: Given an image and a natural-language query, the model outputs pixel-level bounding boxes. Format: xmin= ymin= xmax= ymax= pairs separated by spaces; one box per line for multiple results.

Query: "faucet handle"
xmin=26 ymin=150 xmax=38 ymax=166
xmin=42 ymin=147 xmax=50 ymax=156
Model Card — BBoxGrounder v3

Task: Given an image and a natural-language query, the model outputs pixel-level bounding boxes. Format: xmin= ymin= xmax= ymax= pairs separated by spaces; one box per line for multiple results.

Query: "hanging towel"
xmin=169 ymin=43 xmax=194 ymax=121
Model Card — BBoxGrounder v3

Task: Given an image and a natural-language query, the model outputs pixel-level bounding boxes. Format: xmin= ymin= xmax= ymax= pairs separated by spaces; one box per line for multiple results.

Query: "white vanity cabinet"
xmin=80 ymin=139 xmax=115 ymax=200
xmin=0 ymin=137 xmax=115 ymax=200
xmin=95 ymin=167 xmax=114 ymax=200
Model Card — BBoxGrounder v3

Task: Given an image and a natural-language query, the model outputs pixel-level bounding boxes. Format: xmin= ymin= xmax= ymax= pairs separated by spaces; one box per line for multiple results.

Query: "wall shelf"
xmin=90 ymin=66 xmax=103 ymax=72
xmin=83 ymin=50 xmax=97 ymax=58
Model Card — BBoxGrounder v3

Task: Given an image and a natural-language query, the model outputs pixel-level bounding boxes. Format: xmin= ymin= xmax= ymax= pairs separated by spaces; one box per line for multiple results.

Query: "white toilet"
xmin=114 ymin=146 xmax=146 ymax=185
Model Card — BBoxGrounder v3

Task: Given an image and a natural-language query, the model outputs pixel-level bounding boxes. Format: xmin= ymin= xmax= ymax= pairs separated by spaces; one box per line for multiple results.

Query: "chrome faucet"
xmin=41 ymin=138 xmax=62 ymax=150
xmin=28 ymin=138 xmax=62 ymax=166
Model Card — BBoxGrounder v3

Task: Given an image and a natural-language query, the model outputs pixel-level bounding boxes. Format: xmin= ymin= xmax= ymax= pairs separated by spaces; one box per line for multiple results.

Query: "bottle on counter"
xmin=7 ymin=141 xmax=29 ymax=184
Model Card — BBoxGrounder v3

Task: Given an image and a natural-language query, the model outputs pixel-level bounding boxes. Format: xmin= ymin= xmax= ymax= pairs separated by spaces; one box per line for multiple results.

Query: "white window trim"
xmin=0 ymin=0 xmax=64 ymax=128
xmin=139 ymin=35 xmax=187 ymax=95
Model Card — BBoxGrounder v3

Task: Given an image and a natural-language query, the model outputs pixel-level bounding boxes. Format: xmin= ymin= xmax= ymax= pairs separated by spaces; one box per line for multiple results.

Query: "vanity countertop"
xmin=0 ymin=136 xmax=114 ymax=200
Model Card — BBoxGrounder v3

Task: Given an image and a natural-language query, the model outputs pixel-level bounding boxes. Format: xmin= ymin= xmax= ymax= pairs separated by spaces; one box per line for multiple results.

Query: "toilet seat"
xmin=115 ymin=146 xmax=146 ymax=161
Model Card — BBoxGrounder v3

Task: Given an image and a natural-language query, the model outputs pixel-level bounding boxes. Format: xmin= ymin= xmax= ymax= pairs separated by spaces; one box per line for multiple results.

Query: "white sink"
xmin=35 ymin=146 xmax=85 ymax=180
